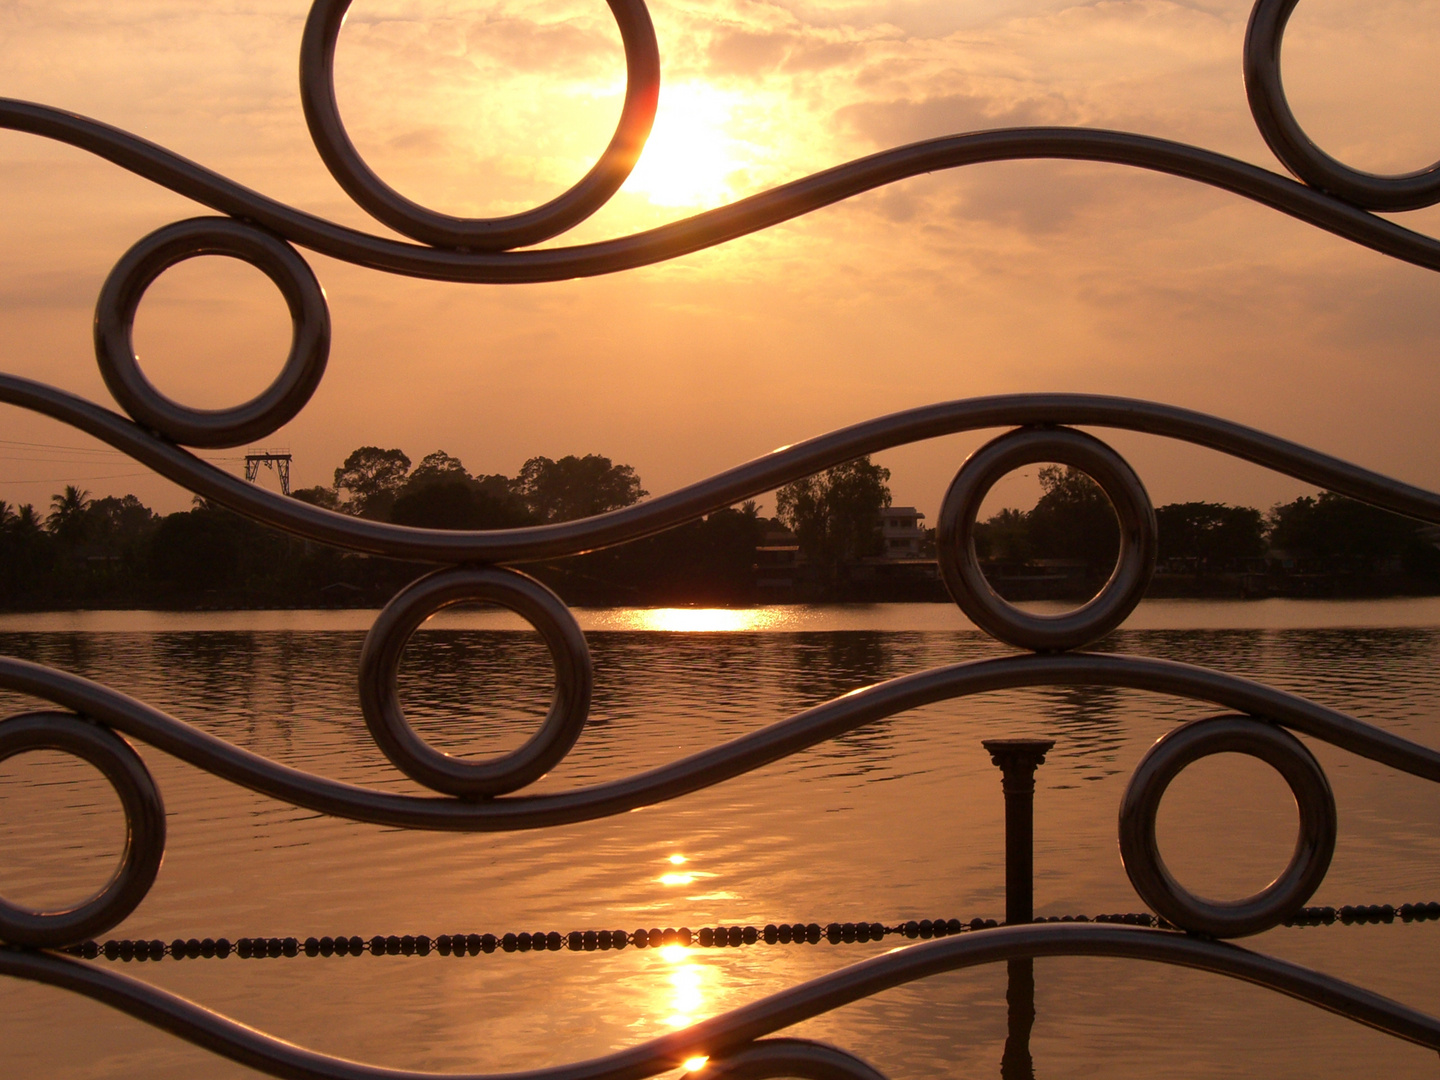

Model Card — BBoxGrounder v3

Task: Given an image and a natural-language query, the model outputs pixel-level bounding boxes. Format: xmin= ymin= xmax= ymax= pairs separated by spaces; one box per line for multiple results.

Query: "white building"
xmin=880 ymin=506 xmax=927 ymax=559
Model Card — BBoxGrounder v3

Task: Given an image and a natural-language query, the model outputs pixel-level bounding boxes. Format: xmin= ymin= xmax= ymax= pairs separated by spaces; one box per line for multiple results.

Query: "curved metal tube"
xmin=700 ymin=1040 xmax=887 ymax=1080
xmin=4 ymin=381 xmax=1440 ymax=565
xmin=357 ymin=567 xmax=593 ymax=799
xmin=6 ymin=102 xmax=1440 ymax=282
xmin=298 ymin=0 xmax=660 ymax=251
xmin=4 ymin=650 xmax=1438 ymax=832
xmin=5 ymin=923 xmax=1440 ymax=1080
xmin=92 ymin=217 xmax=331 ymax=449
xmin=1118 ymin=716 xmax=1337 ymax=938
xmin=0 ymin=714 xmax=165 ymax=947
xmin=937 ymin=427 xmax=1157 ymax=652
xmin=1244 ymin=0 xmax=1440 ymax=211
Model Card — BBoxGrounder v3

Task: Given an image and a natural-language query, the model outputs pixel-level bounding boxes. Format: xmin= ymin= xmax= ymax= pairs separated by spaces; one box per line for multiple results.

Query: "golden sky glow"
xmin=627 ymin=81 xmax=764 ymax=208
xmin=4 ymin=0 xmax=1440 ymax=516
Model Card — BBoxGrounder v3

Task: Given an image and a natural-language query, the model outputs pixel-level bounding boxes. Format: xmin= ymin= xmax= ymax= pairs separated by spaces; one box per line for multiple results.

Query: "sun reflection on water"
xmin=663 ymin=948 xmax=708 ymax=1028
xmin=603 ymin=608 xmax=784 ymax=632
xmin=648 ymin=852 xmax=717 ymax=1033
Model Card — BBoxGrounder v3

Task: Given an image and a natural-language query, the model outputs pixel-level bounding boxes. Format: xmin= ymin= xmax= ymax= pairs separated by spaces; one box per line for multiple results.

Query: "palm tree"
xmin=0 ymin=500 xmax=12 ymax=528
xmin=47 ymin=485 xmax=92 ymax=543
xmin=13 ymin=504 xmax=41 ymax=534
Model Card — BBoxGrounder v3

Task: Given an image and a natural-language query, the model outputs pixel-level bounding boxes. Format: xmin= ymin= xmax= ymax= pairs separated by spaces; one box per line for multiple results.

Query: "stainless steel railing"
xmin=4 ymin=0 xmax=1440 ymax=1075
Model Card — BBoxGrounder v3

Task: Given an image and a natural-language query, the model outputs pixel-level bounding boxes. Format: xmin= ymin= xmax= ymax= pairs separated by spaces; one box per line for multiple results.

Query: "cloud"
xmin=706 ymin=27 xmax=868 ymax=76
xmin=952 ymin=162 xmax=1113 ymax=234
xmin=707 ymin=29 xmax=794 ymax=75
xmin=0 ymin=269 xmax=98 ymax=312
xmin=838 ymin=90 xmax=1077 ymax=145
xmin=344 ymin=13 xmax=621 ymax=78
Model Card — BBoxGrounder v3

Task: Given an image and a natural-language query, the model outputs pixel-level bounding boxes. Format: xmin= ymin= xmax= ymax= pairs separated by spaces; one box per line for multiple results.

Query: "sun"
xmin=625 ymin=82 xmax=748 ymax=208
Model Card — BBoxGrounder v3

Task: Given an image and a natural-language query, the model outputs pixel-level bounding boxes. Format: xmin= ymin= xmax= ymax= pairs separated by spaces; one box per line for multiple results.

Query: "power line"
xmin=0 ymin=439 xmax=246 ymax=462
xmin=0 ymin=472 xmax=159 ymax=484
xmin=0 ymin=437 xmax=259 ymax=493
xmin=0 ymin=439 xmax=127 ymax=455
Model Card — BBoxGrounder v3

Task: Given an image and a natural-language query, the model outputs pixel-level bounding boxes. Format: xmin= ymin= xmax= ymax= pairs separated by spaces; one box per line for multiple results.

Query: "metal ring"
xmin=94 ymin=217 xmax=330 ymax=449
xmin=1119 ymin=714 xmax=1337 ymax=938
xmin=299 ymin=0 xmax=660 ymax=251
xmin=704 ymin=1040 xmax=889 ymax=1080
xmin=936 ymin=426 xmax=1157 ymax=652
xmin=1245 ymin=0 xmax=1440 ymax=211
xmin=358 ymin=567 xmax=593 ymax=798
xmin=0 ymin=712 xmax=166 ymax=948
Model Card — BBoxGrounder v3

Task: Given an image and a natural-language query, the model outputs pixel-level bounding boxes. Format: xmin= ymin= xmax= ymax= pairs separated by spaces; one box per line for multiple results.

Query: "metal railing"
xmin=4 ymin=0 xmax=1440 ymax=1075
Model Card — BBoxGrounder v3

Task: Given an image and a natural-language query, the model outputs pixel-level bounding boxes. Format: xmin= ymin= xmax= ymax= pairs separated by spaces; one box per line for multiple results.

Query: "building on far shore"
xmin=755 ymin=526 xmax=802 ymax=592
xmin=880 ymin=507 xmax=927 ymax=559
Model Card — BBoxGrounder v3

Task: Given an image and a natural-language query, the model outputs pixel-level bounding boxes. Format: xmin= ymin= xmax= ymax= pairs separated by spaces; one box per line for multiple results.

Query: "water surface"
xmin=2 ymin=602 xmax=1439 ymax=1079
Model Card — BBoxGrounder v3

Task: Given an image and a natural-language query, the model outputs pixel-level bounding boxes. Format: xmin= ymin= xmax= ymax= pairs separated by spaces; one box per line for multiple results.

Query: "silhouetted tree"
xmin=404 ymin=451 xmax=470 ymax=491
xmin=1156 ymin=501 xmax=1265 ymax=570
xmin=513 ymin=454 xmax=647 ymax=522
xmin=776 ymin=457 xmax=891 ymax=586
xmin=47 ymin=485 xmax=92 ymax=544
xmin=1025 ymin=466 xmax=1117 ymax=569
xmin=292 ymin=485 xmax=341 ymax=510
xmin=390 ymin=480 xmax=533 ymax=530
xmin=334 ymin=447 xmax=411 ymax=519
xmin=0 ymin=502 xmax=51 ymax=605
xmin=13 ymin=504 xmax=41 ymax=534
xmin=1267 ymin=491 xmax=1439 ymax=576
xmin=87 ymin=495 xmax=159 ymax=548
xmin=387 ymin=450 xmax=532 ymax=529
xmin=148 ymin=502 xmax=295 ymax=598
xmin=972 ymin=506 xmax=1031 ymax=562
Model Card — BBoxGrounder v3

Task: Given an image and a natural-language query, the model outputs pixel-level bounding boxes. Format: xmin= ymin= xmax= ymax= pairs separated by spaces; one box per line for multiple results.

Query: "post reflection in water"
xmin=1003 ymin=960 xmax=1036 ymax=1080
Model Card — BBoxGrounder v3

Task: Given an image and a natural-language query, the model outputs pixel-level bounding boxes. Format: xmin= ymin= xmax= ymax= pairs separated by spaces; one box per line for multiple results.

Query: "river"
xmin=2 ymin=599 xmax=1439 ymax=1078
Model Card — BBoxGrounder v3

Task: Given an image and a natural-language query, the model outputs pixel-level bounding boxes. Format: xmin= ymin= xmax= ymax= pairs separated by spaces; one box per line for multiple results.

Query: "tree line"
xmin=973 ymin=465 xmax=1440 ymax=597
xmin=0 ymin=448 xmax=769 ymax=609
xmin=2 ymin=449 xmax=1437 ymax=611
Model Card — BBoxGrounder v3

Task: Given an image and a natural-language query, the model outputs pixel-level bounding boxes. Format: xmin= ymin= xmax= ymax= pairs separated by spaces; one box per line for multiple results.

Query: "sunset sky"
xmin=3 ymin=0 xmax=1440 ymax=522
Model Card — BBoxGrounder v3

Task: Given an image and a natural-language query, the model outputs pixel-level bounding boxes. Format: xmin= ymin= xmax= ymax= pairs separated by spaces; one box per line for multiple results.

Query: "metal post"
xmin=982 ymin=738 xmax=1054 ymax=925
xmin=983 ymin=738 xmax=1052 ymax=1080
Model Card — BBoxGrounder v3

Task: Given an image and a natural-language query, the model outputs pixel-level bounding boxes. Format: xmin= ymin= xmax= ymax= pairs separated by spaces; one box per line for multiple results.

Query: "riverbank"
xmin=7 ymin=596 xmax=1440 ymax=633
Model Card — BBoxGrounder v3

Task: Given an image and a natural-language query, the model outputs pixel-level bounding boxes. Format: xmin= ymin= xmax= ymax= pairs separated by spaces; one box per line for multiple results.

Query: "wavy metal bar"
xmin=6 ymin=101 xmax=1440 ymax=282
xmin=6 ymin=0 xmax=1440 ymax=1065
xmin=5 ymin=923 xmax=1440 ymax=1080
xmin=4 ymin=380 xmax=1439 ymax=564
xmin=4 ymin=651 xmax=1437 ymax=832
